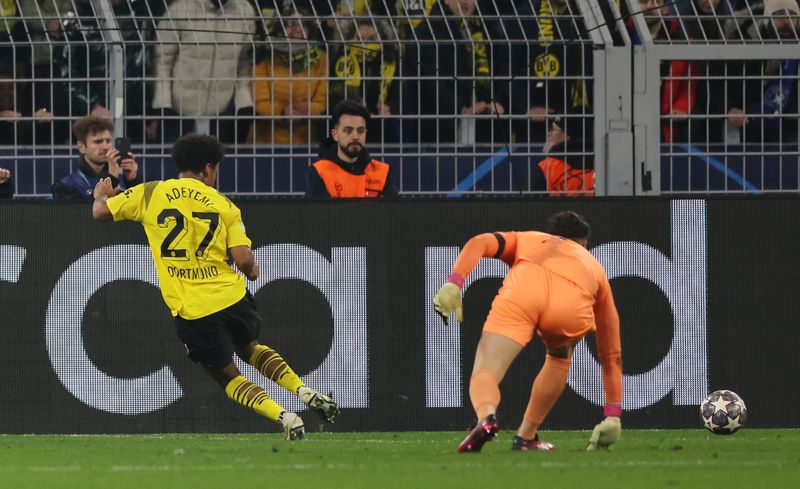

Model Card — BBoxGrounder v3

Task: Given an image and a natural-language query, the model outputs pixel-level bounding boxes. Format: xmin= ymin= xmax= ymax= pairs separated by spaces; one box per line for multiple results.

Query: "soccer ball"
xmin=700 ymin=390 xmax=747 ymax=435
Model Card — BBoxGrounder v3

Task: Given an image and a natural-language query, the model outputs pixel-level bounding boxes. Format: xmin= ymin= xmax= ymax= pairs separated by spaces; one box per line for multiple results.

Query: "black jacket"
xmin=51 ymin=156 xmax=142 ymax=200
xmin=404 ymin=1 xmax=509 ymax=143
xmin=508 ymin=0 xmax=592 ymax=142
xmin=0 ymin=178 xmax=13 ymax=199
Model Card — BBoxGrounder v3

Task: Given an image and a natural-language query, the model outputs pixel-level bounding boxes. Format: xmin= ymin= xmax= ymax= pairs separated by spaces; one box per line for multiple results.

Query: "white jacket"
xmin=152 ymin=0 xmax=256 ymax=116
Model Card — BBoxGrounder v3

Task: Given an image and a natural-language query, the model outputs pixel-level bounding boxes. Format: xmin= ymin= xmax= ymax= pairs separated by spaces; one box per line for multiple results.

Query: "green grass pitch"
xmin=1 ymin=430 xmax=798 ymax=488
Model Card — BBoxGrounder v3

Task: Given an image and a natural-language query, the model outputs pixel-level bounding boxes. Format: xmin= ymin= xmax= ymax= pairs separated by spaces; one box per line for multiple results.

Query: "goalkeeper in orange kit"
xmin=91 ymin=134 xmax=339 ymax=439
xmin=433 ymin=211 xmax=622 ymax=452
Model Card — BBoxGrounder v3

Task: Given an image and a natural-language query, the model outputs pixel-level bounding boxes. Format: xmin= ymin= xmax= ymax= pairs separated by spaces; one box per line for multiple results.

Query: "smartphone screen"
xmin=114 ymin=137 xmax=131 ymax=162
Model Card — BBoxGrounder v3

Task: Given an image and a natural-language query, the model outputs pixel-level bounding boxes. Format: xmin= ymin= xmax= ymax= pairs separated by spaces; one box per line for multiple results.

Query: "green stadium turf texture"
xmin=1 ymin=430 xmax=798 ymax=488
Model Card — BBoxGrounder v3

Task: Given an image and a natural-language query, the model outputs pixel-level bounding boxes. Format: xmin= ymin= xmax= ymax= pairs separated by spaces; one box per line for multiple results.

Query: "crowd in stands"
xmin=0 ymin=0 xmax=797 ymax=151
xmin=636 ymin=0 xmax=800 ymax=145
xmin=0 ymin=0 xmax=592 ymax=148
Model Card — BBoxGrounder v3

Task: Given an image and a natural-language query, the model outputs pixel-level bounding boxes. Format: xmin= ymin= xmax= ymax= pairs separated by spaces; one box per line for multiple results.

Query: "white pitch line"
xmin=29 ymin=466 xmax=81 ymax=472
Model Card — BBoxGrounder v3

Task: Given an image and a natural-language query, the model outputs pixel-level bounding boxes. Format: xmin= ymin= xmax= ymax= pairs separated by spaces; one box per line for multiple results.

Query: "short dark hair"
xmin=171 ymin=134 xmax=225 ymax=173
xmin=73 ymin=116 xmax=114 ymax=144
xmin=331 ymin=99 xmax=370 ymax=127
xmin=551 ymin=106 xmax=593 ymax=143
xmin=546 ymin=211 xmax=591 ymax=241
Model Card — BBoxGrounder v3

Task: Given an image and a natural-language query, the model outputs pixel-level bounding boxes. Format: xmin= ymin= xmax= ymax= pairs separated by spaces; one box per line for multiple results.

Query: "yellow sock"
xmin=248 ymin=344 xmax=305 ymax=394
xmin=225 ymin=375 xmax=284 ymax=422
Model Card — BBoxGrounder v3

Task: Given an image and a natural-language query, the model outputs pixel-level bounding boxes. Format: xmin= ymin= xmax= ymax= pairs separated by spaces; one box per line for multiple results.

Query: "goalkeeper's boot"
xmin=280 ymin=412 xmax=305 ymax=440
xmin=298 ymin=386 xmax=340 ymax=423
xmin=511 ymin=434 xmax=556 ymax=452
xmin=457 ymin=414 xmax=499 ymax=453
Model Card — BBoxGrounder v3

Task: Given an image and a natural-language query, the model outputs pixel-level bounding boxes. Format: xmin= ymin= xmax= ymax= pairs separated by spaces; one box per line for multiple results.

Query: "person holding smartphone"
xmin=52 ymin=116 xmax=141 ymax=200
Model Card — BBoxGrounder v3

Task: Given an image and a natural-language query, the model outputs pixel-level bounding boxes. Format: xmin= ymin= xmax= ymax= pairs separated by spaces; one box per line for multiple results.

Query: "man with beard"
xmin=305 ymin=100 xmax=397 ymax=198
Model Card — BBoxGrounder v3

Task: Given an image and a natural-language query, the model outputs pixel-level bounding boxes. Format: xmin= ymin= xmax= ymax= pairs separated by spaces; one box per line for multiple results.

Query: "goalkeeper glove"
xmin=586 ymin=416 xmax=621 ymax=450
xmin=433 ymin=282 xmax=463 ymax=325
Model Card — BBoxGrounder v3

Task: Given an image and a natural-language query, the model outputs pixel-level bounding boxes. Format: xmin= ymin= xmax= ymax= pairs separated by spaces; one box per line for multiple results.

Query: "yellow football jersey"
xmin=106 ymin=178 xmax=252 ymax=319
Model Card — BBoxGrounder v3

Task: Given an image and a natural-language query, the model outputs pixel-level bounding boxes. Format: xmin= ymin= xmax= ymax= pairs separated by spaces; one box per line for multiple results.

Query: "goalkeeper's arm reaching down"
xmin=587 ymin=275 xmax=623 ymax=450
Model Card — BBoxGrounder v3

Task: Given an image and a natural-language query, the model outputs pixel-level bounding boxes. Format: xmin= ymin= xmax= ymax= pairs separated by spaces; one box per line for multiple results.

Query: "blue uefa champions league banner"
xmin=0 ymin=198 xmax=797 ymax=433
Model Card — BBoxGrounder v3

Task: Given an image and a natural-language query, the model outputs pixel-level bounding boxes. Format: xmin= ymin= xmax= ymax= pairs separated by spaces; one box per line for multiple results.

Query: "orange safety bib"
xmin=538 ymin=157 xmax=595 ymax=197
xmin=314 ymin=159 xmax=390 ymax=198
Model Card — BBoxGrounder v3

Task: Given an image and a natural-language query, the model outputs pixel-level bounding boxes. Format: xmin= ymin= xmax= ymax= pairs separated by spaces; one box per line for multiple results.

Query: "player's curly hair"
xmin=171 ymin=134 xmax=225 ymax=173
xmin=547 ymin=211 xmax=591 ymax=242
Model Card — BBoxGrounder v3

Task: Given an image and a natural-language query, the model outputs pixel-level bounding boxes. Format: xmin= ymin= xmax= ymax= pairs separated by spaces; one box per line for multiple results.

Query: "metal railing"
xmin=0 ymin=0 xmax=798 ymax=196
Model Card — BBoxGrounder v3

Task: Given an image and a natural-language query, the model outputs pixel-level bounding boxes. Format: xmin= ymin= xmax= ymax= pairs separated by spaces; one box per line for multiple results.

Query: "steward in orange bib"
xmin=306 ymin=100 xmax=397 ymax=198
xmin=532 ymin=112 xmax=595 ymax=197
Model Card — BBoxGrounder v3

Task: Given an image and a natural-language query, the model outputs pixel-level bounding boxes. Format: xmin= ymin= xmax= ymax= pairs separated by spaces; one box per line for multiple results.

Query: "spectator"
xmin=723 ymin=0 xmax=800 ymax=144
xmin=661 ymin=61 xmax=700 ymax=143
xmin=0 ymin=67 xmax=23 ymax=145
xmin=0 ymin=0 xmax=30 ymax=78
xmin=48 ymin=0 xmax=111 ymax=143
xmin=672 ymin=0 xmax=731 ymax=144
xmin=395 ymin=0 xmax=437 ymax=39
xmin=17 ymin=0 xmax=72 ymax=143
xmin=531 ymin=110 xmax=595 ymax=197
xmin=112 ymin=0 xmax=166 ymax=143
xmin=0 ymin=61 xmax=52 ymax=145
xmin=151 ymin=0 xmax=257 ymax=143
xmin=532 ymin=111 xmax=594 ymax=196
xmin=0 ymin=167 xmax=13 ymax=198
xmin=52 ymin=116 xmax=140 ymax=200
xmin=628 ymin=0 xmax=687 ymax=43
xmin=305 ymin=99 xmax=397 ymax=198
xmin=328 ymin=18 xmax=401 ymax=143
xmin=625 ymin=0 xmax=699 ymax=143
xmin=19 ymin=0 xmax=166 ymax=144
xmin=247 ymin=4 xmax=328 ymax=145
xmin=323 ymin=0 xmax=397 ymax=42
xmin=328 ymin=0 xmax=397 ymax=17
xmin=677 ymin=0 xmax=736 ymax=41
xmin=508 ymin=0 xmax=592 ymax=144
xmin=405 ymin=0 xmax=509 ymax=144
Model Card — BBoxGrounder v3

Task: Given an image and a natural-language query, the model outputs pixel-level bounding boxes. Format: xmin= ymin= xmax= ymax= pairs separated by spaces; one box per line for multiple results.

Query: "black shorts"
xmin=174 ymin=291 xmax=261 ymax=369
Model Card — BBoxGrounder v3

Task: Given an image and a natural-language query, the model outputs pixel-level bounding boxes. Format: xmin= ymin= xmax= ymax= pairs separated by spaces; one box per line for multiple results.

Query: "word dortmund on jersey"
xmin=106 ymin=179 xmax=251 ymax=319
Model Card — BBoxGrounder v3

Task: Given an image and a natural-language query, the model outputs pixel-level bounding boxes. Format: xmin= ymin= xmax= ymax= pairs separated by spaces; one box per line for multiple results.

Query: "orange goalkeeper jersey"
xmin=451 ymin=231 xmax=622 ymax=405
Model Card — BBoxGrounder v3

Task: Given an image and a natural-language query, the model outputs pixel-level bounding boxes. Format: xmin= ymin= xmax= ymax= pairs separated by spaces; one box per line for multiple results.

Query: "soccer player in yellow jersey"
xmin=91 ymin=134 xmax=339 ymax=440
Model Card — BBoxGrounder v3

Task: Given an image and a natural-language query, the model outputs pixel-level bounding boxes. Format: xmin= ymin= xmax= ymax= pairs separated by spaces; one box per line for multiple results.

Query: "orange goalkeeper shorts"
xmin=482 ymin=261 xmax=596 ymax=348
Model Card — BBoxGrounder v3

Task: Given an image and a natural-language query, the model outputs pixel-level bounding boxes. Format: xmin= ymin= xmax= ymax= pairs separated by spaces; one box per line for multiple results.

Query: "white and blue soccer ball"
xmin=700 ymin=390 xmax=747 ymax=435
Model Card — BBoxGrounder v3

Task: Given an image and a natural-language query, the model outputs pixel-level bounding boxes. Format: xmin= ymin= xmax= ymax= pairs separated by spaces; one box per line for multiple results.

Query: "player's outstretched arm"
xmin=230 ymin=245 xmax=260 ymax=281
xmin=450 ymin=232 xmax=512 ymax=280
xmin=92 ymin=177 xmax=116 ymax=221
xmin=587 ymin=278 xmax=623 ymax=450
xmin=587 ymin=415 xmax=621 ymax=450
xmin=433 ymin=233 xmax=516 ymax=325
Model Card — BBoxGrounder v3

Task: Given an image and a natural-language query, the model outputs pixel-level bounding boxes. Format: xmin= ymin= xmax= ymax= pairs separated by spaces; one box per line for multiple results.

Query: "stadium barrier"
xmin=2 ymin=1 xmax=799 ymax=196
xmin=1 ymin=197 xmax=798 ymax=433
xmin=5 ymin=143 xmax=797 ymax=196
